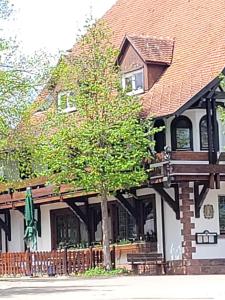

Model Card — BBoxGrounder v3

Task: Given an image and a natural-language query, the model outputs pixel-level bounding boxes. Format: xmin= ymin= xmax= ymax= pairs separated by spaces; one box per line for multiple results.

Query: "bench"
xmin=127 ymin=253 xmax=166 ymax=275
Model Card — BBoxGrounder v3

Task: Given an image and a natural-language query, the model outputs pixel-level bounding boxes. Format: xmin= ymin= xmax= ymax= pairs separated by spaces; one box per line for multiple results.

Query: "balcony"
xmin=149 ymin=151 xmax=225 ymax=186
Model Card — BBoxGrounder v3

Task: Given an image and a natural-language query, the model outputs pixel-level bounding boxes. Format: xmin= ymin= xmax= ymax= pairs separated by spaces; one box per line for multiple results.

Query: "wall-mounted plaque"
xmin=195 ymin=230 xmax=217 ymax=244
xmin=203 ymin=204 xmax=214 ymax=219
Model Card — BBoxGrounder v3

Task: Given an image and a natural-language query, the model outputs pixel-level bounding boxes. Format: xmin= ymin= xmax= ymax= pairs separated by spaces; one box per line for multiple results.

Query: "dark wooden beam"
xmin=0 ymin=217 xmax=8 ymax=234
xmin=115 ymin=192 xmax=137 ymax=220
xmin=213 ymin=91 xmax=225 ymax=99
xmin=211 ymin=98 xmax=218 ymax=163
xmin=194 ymin=182 xmax=209 ymax=218
xmin=0 ymin=211 xmax=11 ymax=242
xmin=5 ymin=210 xmax=11 ymax=242
xmin=85 ymin=201 xmax=91 ymax=245
xmin=153 ymin=184 xmax=180 ymax=219
xmin=65 ymin=201 xmax=88 ymax=226
xmin=206 ymin=99 xmax=213 ymax=164
xmin=37 ymin=206 xmax=41 ymax=237
xmin=215 ymin=173 xmax=220 ymax=189
xmin=15 ymin=207 xmax=24 ymax=215
xmin=172 ymin=164 xmax=225 ymax=174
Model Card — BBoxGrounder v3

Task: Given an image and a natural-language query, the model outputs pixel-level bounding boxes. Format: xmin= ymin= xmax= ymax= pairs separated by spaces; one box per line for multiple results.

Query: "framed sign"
xmin=203 ymin=205 xmax=214 ymax=219
xmin=195 ymin=230 xmax=217 ymax=244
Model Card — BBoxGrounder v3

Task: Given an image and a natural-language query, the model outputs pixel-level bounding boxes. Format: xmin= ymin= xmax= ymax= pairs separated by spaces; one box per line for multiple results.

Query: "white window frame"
xmin=57 ymin=91 xmax=76 ymax=113
xmin=122 ymin=69 xmax=144 ymax=95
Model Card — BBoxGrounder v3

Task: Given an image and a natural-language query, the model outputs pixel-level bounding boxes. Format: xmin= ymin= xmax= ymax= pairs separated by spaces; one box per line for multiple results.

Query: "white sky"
xmin=7 ymin=0 xmax=117 ymax=54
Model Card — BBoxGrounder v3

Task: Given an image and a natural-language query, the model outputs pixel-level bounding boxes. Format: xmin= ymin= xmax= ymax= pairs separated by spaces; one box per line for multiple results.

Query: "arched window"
xmin=199 ymin=116 xmax=208 ymax=150
xmin=171 ymin=116 xmax=193 ymax=151
xmin=199 ymin=115 xmax=219 ymax=151
xmin=154 ymin=119 xmax=166 ymax=153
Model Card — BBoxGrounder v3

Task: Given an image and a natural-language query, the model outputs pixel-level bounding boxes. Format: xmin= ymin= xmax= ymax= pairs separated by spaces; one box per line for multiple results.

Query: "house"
xmin=1 ymin=0 xmax=225 ymax=275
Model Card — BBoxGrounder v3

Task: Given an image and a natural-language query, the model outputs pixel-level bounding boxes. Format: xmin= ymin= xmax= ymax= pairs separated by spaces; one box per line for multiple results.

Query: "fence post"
xmin=111 ymin=245 xmax=116 ymax=269
xmin=89 ymin=246 xmax=93 ymax=268
xmin=26 ymin=249 xmax=31 ymax=276
xmin=63 ymin=248 xmax=68 ymax=275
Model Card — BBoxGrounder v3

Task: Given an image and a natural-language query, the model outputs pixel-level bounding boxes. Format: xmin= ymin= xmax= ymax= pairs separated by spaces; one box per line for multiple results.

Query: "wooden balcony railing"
xmin=149 ymin=151 xmax=225 ymax=184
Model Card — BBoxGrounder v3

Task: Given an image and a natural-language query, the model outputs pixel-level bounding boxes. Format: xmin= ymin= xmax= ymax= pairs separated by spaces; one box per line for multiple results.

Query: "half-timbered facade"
xmin=1 ymin=0 xmax=225 ymax=275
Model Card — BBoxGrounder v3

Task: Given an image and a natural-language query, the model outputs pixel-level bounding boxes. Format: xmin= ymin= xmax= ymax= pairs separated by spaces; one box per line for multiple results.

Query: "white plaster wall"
xmin=165 ymin=109 xmax=225 ymax=152
xmin=193 ymin=182 xmax=225 ymax=259
xmin=157 ymin=187 xmax=182 ymax=261
xmin=37 ymin=202 xmax=68 ymax=251
xmin=8 ymin=210 xmax=24 ymax=252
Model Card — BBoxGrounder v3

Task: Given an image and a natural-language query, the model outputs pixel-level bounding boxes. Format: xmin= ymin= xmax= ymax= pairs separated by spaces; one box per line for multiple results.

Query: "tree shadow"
xmin=0 ymin=285 xmax=112 ymax=298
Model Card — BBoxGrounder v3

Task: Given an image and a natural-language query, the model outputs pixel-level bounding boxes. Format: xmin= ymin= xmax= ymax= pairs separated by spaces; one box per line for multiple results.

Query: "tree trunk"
xmin=100 ymin=190 xmax=111 ymax=270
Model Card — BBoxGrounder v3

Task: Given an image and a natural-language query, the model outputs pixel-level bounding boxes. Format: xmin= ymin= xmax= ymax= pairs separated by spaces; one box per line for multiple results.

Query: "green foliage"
xmin=32 ymin=20 xmax=157 ymax=195
xmin=0 ymin=0 xmax=51 ymax=152
xmin=82 ymin=267 xmax=127 ymax=277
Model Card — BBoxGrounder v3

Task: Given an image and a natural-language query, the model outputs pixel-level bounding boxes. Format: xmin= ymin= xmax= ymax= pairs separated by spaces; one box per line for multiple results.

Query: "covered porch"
xmin=0 ymin=180 xmax=162 ymax=275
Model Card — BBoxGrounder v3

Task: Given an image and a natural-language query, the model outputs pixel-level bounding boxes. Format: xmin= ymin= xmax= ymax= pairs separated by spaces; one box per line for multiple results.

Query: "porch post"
xmin=85 ymin=201 xmax=92 ymax=246
xmin=179 ymin=182 xmax=196 ymax=274
xmin=211 ymin=97 xmax=218 ymax=163
xmin=206 ymin=98 xmax=213 ymax=164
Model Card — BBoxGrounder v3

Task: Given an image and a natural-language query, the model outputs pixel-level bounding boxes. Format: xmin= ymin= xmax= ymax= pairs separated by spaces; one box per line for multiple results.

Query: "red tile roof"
xmin=71 ymin=0 xmax=225 ymax=117
xmin=125 ymin=35 xmax=174 ymax=65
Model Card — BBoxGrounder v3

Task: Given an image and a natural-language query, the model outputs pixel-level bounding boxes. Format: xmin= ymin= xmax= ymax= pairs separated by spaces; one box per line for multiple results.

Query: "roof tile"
xmin=70 ymin=0 xmax=225 ymax=117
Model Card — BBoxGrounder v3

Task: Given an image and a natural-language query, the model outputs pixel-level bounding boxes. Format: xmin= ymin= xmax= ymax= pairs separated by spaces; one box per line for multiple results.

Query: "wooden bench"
xmin=127 ymin=253 xmax=166 ymax=275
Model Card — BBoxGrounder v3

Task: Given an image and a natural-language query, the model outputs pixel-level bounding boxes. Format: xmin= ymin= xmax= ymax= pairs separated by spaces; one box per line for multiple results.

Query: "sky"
xmin=6 ymin=0 xmax=117 ymax=54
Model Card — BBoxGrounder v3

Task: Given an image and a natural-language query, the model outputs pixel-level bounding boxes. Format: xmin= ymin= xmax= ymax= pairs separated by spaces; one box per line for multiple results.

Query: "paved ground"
xmin=0 ymin=275 xmax=225 ymax=300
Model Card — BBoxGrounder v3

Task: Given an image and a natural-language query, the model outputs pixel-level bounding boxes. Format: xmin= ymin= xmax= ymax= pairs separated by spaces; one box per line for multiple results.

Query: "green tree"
xmin=0 ymin=0 xmax=50 ymax=150
xmin=26 ymin=20 xmax=157 ymax=269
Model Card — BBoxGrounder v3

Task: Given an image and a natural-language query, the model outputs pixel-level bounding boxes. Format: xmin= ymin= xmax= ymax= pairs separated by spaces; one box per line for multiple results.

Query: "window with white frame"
xmin=57 ymin=91 xmax=76 ymax=113
xmin=122 ymin=69 xmax=144 ymax=95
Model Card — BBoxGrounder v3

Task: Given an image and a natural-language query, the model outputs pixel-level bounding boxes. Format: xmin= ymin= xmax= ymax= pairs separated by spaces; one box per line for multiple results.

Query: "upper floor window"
xmin=57 ymin=91 xmax=76 ymax=113
xmin=199 ymin=115 xmax=219 ymax=151
xmin=171 ymin=116 xmax=193 ymax=151
xmin=154 ymin=119 xmax=166 ymax=153
xmin=122 ymin=69 xmax=144 ymax=95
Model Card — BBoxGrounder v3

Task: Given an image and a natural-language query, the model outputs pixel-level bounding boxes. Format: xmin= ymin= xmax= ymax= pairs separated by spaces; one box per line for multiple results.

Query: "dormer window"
xmin=117 ymin=35 xmax=174 ymax=94
xmin=122 ymin=69 xmax=144 ymax=95
xmin=57 ymin=91 xmax=76 ymax=113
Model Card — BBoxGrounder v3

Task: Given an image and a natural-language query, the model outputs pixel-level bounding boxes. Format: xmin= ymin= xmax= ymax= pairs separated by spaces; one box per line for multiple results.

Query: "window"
xmin=171 ymin=116 xmax=193 ymax=151
xmin=199 ymin=115 xmax=219 ymax=151
xmin=57 ymin=91 xmax=76 ymax=113
xmin=51 ymin=209 xmax=83 ymax=249
xmin=154 ymin=119 xmax=166 ymax=153
xmin=200 ymin=116 xmax=208 ymax=150
xmin=143 ymin=198 xmax=157 ymax=242
xmin=122 ymin=69 xmax=144 ymax=95
xmin=118 ymin=204 xmax=136 ymax=241
xmin=219 ymin=196 xmax=225 ymax=234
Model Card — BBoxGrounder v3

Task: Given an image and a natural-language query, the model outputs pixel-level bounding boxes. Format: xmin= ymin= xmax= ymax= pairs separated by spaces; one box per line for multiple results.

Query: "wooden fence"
xmin=0 ymin=247 xmax=115 ymax=276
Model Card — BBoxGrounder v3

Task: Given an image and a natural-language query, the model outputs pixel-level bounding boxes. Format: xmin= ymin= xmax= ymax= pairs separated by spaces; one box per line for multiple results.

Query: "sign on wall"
xmin=203 ymin=204 xmax=214 ymax=219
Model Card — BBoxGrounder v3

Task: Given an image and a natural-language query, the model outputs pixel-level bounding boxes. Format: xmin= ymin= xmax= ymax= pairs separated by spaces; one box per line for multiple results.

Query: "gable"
xmin=120 ymin=43 xmax=145 ymax=74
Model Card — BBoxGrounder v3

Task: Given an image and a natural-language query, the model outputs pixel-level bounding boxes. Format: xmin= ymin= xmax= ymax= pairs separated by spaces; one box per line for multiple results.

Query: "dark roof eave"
xmin=173 ymin=67 xmax=225 ymax=117
xmin=146 ymin=67 xmax=225 ymax=120
xmin=145 ymin=60 xmax=171 ymax=66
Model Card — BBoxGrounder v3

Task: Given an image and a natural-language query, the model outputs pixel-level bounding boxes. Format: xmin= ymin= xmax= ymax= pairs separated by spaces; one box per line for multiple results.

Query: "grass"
xmin=81 ymin=267 xmax=128 ymax=277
